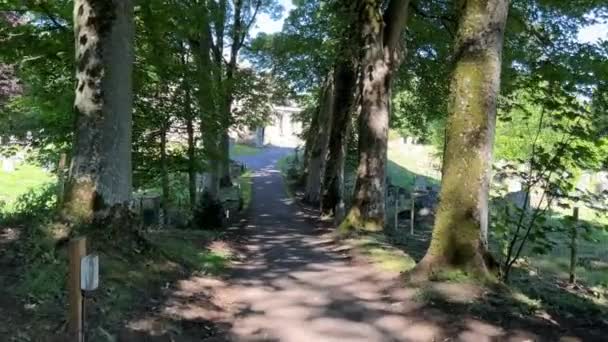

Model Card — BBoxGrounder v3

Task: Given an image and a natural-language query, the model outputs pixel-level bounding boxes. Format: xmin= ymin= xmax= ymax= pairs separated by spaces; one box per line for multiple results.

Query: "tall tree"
xmin=412 ymin=0 xmax=510 ymax=279
xmin=63 ymin=0 xmax=134 ymax=222
xmin=303 ymin=72 xmax=335 ymax=205
xmin=197 ymin=0 xmax=222 ymax=200
xmin=339 ymin=0 xmax=411 ymax=233
xmin=217 ymin=0 xmax=279 ymax=186
xmin=321 ymin=1 xmax=359 ymax=218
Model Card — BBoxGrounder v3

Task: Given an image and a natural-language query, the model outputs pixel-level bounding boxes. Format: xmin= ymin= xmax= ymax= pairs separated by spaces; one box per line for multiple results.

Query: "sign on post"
xmin=80 ymin=254 xmax=99 ymax=292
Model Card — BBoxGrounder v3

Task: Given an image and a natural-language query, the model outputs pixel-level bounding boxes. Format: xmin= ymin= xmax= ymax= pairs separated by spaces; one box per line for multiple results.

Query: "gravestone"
xmin=140 ymin=195 xmax=161 ymax=226
xmin=505 ymin=190 xmax=529 ymax=210
xmin=1 ymin=157 xmax=15 ymax=172
xmin=595 ymin=171 xmax=608 ymax=194
xmin=255 ymin=127 xmax=265 ymax=148
xmin=576 ymin=172 xmax=593 ymax=192
xmin=413 ymin=177 xmax=428 ymax=192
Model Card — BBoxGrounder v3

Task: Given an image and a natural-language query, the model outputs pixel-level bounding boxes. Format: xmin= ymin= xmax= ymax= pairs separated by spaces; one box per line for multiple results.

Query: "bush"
xmin=8 ymin=183 xmax=58 ymax=224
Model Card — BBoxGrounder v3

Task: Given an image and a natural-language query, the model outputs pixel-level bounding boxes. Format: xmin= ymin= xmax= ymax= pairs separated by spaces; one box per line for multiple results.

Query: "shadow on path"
xmin=126 ymin=148 xmax=593 ymax=341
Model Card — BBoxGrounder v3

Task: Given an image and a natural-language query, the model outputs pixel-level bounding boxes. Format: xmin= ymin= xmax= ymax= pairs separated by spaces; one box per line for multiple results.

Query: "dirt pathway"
xmin=215 ymin=148 xmax=531 ymax=341
xmin=223 ymin=152 xmax=427 ymax=341
xmin=148 ymin=148 xmax=570 ymax=341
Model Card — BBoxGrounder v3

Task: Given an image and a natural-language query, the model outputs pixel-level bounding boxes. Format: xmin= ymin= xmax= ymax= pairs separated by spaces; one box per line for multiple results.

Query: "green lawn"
xmin=0 ymin=163 xmax=54 ymax=212
xmin=231 ymin=144 xmax=262 ymax=157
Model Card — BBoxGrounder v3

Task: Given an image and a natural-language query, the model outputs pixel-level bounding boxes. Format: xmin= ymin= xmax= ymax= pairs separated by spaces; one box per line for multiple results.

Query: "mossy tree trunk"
xmin=411 ymin=0 xmax=509 ymax=280
xmin=64 ymin=0 xmax=134 ymax=223
xmin=339 ymin=0 xmax=410 ymax=233
xmin=304 ymin=73 xmax=335 ymax=205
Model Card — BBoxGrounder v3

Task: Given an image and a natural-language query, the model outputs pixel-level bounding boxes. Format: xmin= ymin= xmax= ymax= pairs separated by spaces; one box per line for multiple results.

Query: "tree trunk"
xmin=196 ymin=2 xmax=222 ymax=202
xmin=160 ymin=124 xmax=169 ymax=225
xmin=322 ymin=62 xmax=357 ymax=216
xmin=304 ymin=73 xmax=335 ymax=205
xmin=339 ymin=0 xmax=410 ymax=233
xmin=180 ymin=50 xmax=197 ymax=210
xmin=411 ymin=0 xmax=509 ymax=281
xmin=219 ymin=130 xmax=232 ymax=187
xmin=301 ymin=104 xmax=321 ymax=178
xmin=64 ymin=0 xmax=134 ymax=222
xmin=186 ymin=106 xmax=197 ymax=211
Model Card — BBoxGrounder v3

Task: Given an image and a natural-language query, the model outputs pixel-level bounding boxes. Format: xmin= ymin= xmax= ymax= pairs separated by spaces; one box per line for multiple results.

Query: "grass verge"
xmin=231 ymin=144 xmax=262 ymax=157
xmin=0 ymin=163 xmax=53 ymax=212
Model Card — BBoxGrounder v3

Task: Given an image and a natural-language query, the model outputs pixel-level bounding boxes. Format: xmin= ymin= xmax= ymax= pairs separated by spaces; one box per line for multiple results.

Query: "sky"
xmin=578 ymin=22 xmax=608 ymax=44
xmin=251 ymin=0 xmax=295 ymax=36
xmin=253 ymin=0 xmax=607 ymax=45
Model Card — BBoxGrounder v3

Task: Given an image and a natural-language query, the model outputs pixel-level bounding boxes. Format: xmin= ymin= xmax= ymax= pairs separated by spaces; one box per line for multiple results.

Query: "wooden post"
xmin=569 ymin=207 xmax=579 ymax=284
xmin=69 ymin=237 xmax=86 ymax=342
xmin=410 ymin=195 xmax=415 ymax=235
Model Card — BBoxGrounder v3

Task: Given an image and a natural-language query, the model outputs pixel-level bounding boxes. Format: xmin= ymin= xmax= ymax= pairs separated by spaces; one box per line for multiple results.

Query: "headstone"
xmin=595 ymin=171 xmax=608 ymax=194
xmin=576 ymin=172 xmax=593 ymax=192
xmin=505 ymin=177 xmax=523 ymax=193
xmin=505 ymin=190 xmax=529 ymax=210
xmin=255 ymin=127 xmax=265 ymax=148
xmin=1 ymin=158 xmax=15 ymax=172
xmin=141 ymin=195 xmax=161 ymax=226
xmin=413 ymin=176 xmax=428 ymax=192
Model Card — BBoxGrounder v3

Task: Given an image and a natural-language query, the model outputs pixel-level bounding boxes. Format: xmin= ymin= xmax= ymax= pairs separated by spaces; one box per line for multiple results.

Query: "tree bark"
xmin=186 ymin=97 xmax=197 ymax=211
xmin=180 ymin=46 xmax=197 ymax=210
xmin=64 ymin=0 xmax=134 ymax=222
xmin=411 ymin=0 xmax=509 ymax=281
xmin=304 ymin=73 xmax=335 ymax=205
xmin=197 ymin=1 xmax=221 ymax=202
xmin=322 ymin=62 xmax=357 ymax=216
xmin=160 ymin=123 xmax=169 ymax=225
xmin=340 ymin=0 xmax=410 ymax=233
xmin=302 ymin=104 xmax=320 ymax=175
xmin=219 ymin=130 xmax=232 ymax=187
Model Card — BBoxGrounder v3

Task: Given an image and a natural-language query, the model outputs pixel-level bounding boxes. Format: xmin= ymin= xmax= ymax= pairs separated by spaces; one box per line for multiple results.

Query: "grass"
xmin=347 ymin=233 xmax=416 ymax=273
xmin=525 ymin=228 xmax=608 ymax=287
xmin=231 ymin=144 xmax=262 ymax=157
xmin=148 ymin=230 xmax=231 ymax=274
xmin=0 ymin=163 xmax=54 ymax=212
xmin=5 ymin=224 xmax=233 ymax=338
xmin=387 ymin=143 xmax=441 ymax=186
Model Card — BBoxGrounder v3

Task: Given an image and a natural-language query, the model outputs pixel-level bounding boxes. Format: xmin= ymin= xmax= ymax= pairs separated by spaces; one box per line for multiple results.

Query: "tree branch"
xmin=383 ymin=0 xmax=411 ymax=54
xmin=36 ymin=2 xmax=69 ymax=32
xmin=409 ymin=1 xmax=455 ymax=38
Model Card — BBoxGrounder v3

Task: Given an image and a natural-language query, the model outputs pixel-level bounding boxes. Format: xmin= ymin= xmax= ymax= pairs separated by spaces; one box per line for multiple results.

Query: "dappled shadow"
xmin=201 ymin=155 xmax=590 ymax=340
xmin=124 ymin=148 xmax=606 ymax=341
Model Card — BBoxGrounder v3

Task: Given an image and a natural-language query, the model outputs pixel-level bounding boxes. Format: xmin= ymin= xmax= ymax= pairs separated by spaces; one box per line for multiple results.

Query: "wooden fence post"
xmin=569 ymin=207 xmax=579 ymax=284
xmin=69 ymin=237 xmax=86 ymax=342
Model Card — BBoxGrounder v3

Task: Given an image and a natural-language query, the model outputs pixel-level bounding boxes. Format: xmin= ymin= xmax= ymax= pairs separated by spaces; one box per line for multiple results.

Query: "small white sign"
xmin=80 ymin=254 xmax=99 ymax=291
